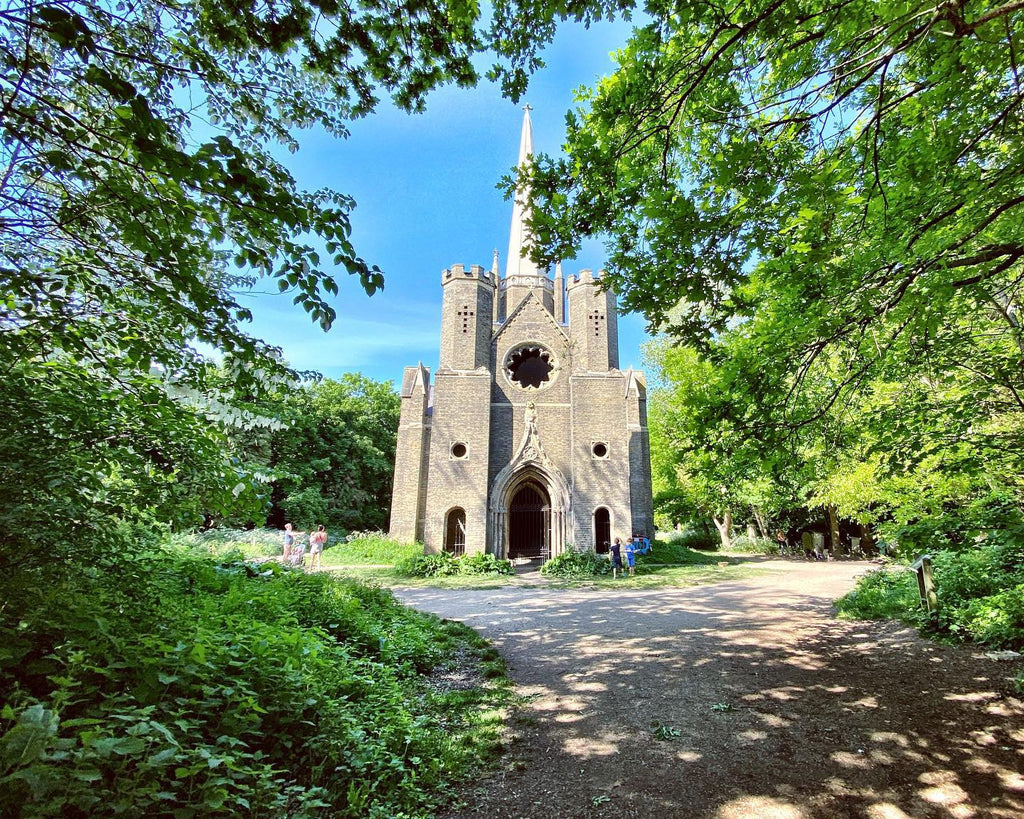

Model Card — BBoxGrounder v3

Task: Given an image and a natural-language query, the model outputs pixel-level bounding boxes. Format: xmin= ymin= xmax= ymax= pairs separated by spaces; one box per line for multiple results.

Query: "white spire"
xmin=505 ymin=105 xmax=540 ymax=280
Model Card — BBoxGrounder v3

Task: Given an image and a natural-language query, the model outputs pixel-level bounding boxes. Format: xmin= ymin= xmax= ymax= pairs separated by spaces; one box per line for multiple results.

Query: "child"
xmin=624 ymin=537 xmax=636 ymax=576
xmin=308 ymin=524 xmax=327 ymax=571
xmin=610 ymin=537 xmax=624 ymax=579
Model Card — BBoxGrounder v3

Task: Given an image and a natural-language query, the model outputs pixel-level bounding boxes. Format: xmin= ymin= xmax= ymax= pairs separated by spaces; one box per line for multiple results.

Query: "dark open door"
xmin=595 ymin=507 xmax=611 ymax=554
xmin=508 ymin=482 xmax=550 ymax=560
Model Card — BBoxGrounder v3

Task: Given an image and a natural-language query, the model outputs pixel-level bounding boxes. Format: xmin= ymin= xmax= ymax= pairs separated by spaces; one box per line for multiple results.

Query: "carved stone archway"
xmin=489 ymin=402 xmax=570 ymax=560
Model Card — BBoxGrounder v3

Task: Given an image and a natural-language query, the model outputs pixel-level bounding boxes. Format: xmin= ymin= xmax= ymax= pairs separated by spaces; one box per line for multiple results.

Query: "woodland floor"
xmin=394 ymin=559 xmax=1024 ymax=819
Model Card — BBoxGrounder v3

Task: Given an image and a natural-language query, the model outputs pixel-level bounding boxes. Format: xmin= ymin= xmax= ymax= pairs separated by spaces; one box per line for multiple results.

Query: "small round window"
xmin=592 ymin=442 xmax=609 ymax=459
xmin=505 ymin=345 xmax=556 ymax=390
xmin=451 ymin=442 xmax=468 ymax=459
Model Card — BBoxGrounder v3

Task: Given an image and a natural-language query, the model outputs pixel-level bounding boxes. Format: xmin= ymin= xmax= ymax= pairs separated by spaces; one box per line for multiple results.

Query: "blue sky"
xmin=240 ymin=18 xmax=649 ymax=388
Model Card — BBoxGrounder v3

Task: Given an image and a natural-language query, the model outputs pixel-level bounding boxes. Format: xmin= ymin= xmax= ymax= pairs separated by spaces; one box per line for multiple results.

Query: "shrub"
xmin=949 ymin=584 xmax=1024 ymax=649
xmin=279 ymin=487 xmax=330 ymax=532
xmin=397 ymin=552 xmax=513 ymax=578
xmin=458 ymin=553 xmax=514 ymax=576
xmin=835 ymin=567 xmax=920 ymax=621
xmin=659 ymin=528 xmax=719 ymax=551
xmin=398 ymin=552 xmax=461 ymax=577
xmin=728 ymin=534 xmax=780 ymax=554
xmin=837 ymin=538 xmax=1024 ymax=650
xmin=540 ymin=550 xmax=612 ymax=578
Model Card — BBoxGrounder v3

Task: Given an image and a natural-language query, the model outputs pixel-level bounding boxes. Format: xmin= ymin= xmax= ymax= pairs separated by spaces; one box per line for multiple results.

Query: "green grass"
xmin=334 ymin=561 xmax=762 ymax=589
xmin=542 ymin=564 xmax=762 ymax=589
xmin=331 ymin=566 xmax=520 ymax=589
xmin=322 ymin=532 xmax=422 ymax=566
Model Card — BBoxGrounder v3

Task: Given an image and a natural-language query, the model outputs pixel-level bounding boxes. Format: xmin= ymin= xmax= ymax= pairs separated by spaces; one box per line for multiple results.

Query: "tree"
xmin=0 ymin=0 xmax=621 ymax=561
xmin=525 ymin=0 xmax=1024 ymax=546
xmin=265 ymin=374 xmax=400 ymax=533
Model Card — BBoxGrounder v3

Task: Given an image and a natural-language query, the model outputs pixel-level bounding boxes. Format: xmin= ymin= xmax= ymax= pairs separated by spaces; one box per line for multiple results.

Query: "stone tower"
xmin=389 ymin=107 xmax=653 ymax=560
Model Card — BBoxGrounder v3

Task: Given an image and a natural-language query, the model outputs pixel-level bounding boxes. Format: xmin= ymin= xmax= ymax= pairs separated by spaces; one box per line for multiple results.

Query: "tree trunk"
xmin=712 ymin=509 xmax=732 ymax=550
xmin=751 ymin=505 xmax=768 ymax=539
xmin=860 ymin=521 xmax=876 ymax=554
xmin=827 ymin=504 xmax=841 ymax=556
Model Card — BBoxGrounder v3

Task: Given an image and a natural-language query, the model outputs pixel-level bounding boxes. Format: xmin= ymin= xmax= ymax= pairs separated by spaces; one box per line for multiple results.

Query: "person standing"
xmin=308 ymin=524 xmax=327 ymax=571
xmin=611 ymin=537 xmax=624 ymax=579
xmin=282 ymin=523 xmax=305 ymax=562
xmin=624 ymin=537 xmax=636 ymax=577
xmin=282 ymin=523 xmax=296 ymax=559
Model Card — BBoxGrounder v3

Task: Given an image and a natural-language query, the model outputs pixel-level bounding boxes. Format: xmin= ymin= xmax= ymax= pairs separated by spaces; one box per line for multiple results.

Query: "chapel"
xmin=388 ymin=107 xmax=653 ymax=561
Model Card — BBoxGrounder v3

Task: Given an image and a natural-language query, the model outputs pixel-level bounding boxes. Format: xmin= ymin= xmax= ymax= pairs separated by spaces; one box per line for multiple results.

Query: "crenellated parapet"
xmin=441 ymin=263 xmax=495 ymax=284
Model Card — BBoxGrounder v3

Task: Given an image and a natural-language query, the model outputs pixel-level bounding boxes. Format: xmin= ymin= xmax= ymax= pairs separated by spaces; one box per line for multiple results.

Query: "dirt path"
xmin=394 ymin=560 xmax=1024 ymax=818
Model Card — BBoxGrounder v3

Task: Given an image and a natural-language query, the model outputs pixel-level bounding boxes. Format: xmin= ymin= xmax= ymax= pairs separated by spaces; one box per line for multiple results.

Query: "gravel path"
xmin=394 ymin=559 xmax=1024 ymax=819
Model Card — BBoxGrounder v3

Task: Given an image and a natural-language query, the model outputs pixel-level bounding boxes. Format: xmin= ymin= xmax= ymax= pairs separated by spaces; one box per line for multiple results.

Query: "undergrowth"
xmin=173 ymin=528 xmax=422 ymax=566
xmin=635 ymin=541 xmax=731 ymax=566
xmin=0 ymin=544 xmax=510 ymax=817
xmin=540 ymin=550 xmax=612 ymax=578
xmin=397 ymin=552 xmax=513 ymax=578
xmin=658 ymin=528 xmax=720 ymax=551
xmin=836 ymin=534 xmax=1024 ymax=651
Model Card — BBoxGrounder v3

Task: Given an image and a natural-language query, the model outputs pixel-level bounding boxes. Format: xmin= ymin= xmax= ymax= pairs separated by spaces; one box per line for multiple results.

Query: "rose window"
xmin=506 ymin=345 xmax=555 ymax=389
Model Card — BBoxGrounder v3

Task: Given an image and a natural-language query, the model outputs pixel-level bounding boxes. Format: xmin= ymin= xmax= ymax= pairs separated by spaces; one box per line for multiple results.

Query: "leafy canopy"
xmin=539 ymin=1 xmax=1024 ymax=544
xmin=0 ymin=0 xmax=631 ymax=551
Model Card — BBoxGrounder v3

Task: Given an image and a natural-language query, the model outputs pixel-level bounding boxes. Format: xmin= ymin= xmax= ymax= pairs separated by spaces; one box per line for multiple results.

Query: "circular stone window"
xmin=592 ymin=442 xmax=608 ymax=459
xmin=451 ymin=442 xmax=468 ymax=459
xmin=505 ymin=345 xmax=556 ymax=390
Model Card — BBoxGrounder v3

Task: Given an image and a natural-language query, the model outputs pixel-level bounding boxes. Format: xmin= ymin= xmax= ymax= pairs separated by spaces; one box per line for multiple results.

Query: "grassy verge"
xmin=0 ymin=543 xmax=512 ymax=818
xmin=331 ymin=566 xmax=521 ymax=589
xmin=334 ymin=562 xmax=762 ymax=589
xmin=836 ymin=539 xmax=1024 ymax=691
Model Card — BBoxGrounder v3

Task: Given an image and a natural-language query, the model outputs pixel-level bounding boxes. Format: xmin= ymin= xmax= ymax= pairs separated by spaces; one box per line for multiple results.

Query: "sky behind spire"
xmin=506 ymin=104 xmax=540 ymax=280
xmin=242 ymin=19 xmax=648 ymax=386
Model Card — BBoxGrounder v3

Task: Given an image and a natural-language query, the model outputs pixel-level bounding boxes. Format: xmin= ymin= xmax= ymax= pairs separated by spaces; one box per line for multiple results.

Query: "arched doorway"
xmin=508 ymin=481 xmax=550 ymax=560
xmin=594 ymin=507 xmax=611 ymax=554
xmin=444 ymin=508 xmax=466 ymax=556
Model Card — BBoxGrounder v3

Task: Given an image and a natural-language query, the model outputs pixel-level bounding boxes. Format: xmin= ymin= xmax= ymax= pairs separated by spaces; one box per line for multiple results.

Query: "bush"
xmin=635 ymin=540 xmax=724 ymax=566
xmin=659 ymin=528 xmax=720 ymax=551
xmin=953 ymin=584 xmax=1024 ymax=649
xmin=835 ymin=566 xmax=921 ymax=621
xmin=728 ymin=534 xmax=780 ymax=554
xmin=398 ymin=552 xmax=461 ymax=577
xmin=280 ymin=487 xmax=330 ymax=532
xmin=0 ymin=543 xmax=510 ymax=817
xmin=458 ymin=553 xmax=514 ymax=576
xmin=540 ymin=550 xmax=612 ymax=578
xmin=837 ymin=537 xmax=1024 ymax=650
xmin=397 ymin=552 xmax=513 ymax=578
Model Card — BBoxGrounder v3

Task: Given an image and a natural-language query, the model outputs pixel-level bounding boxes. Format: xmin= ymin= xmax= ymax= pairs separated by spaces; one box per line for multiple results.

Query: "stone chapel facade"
xmin=388 ymin=108 xmax=653 ymax=560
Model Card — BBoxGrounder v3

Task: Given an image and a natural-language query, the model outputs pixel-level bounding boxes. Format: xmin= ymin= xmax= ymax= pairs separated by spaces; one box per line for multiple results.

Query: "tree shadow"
xmin=397 ymin=572 xmax=1024 ymax=818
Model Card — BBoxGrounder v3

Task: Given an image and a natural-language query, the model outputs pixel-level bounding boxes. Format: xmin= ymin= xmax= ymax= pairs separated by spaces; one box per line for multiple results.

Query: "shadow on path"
xmin=396 ymin=562 xmax=1024 ymax=819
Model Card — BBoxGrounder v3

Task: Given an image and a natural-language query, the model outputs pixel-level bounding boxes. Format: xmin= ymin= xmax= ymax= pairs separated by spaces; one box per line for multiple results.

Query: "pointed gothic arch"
xmin=489 ymin=461 xmax=570 ymax=561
